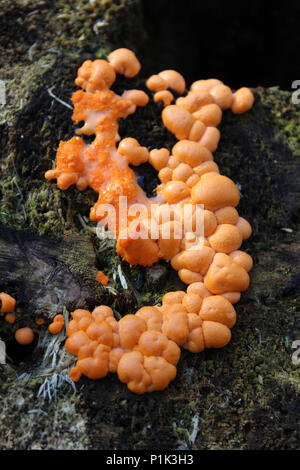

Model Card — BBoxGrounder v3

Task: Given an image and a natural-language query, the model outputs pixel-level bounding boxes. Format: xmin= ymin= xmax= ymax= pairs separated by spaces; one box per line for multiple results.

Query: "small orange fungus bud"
xmin=108 ymin=48 xmax=141 ymax=78
xmin=186 ymin=173 xmax=200 ymax=188
xmin=158 ymin=70 xmax=186 ymax=94
xmin=208 ymin=224 xmax=243 ymax=253
xmin=183 ymin=314 xmax=205 ymax=353
xmin=229 ymin=250 xmax=253 ymax=272
xmin=146 ymin=74 xmax=168 ymax=92
xmin=172 ymin=163 xmax=193 ymax=182
xmin=236 ymin=217 xmax=252 ymax=239
xmin=65 ymin=330 xmax=90 ymax=355
xmin=158 ymin=167 xmax=173 ymax=183
xmin=189 ymin=120 xmax=206 ymax=141
xmin=136 ymin=306 xmax=163 ymax=332
xmin=96 ymin=270 xmax=109 ymax=286
xmin=0 ymin=292 xmax=16 ymax=314
xmin=162 ymin=105 xmax=194 ymax=140
xmin=205 ymin=253 xmax=250 ymax=294
xmin=198 ymin=127 xmax=221 ymax=152
xmin=191 ymin=173 xmax=240 ymax=211
xmin=119 ymin=315 xmax=146 ymax=350
xmin=118 ymin=137 xmax=149 ymax=166
xmin=117 ymin=351 xmax=151 ymax=394
xmin=203 ymin=210 xmax=217 ymax=237
xmin=167 ymin=155 xmax=180 ymax=169
xmin=222 ymin=292 xmax=241 ymax=304
xmin=202 ymin=321 xmax=231 ymax=348
xmin=75 ymin=59 xmax=116 ymax=92
xmin=193 ymin=103 xmax=222 ymax=127
xmin=172 ymin=140 xmax=212 ymax=168
xmin=5 ymin=313 xmax=15 ymax=324
xmin=15 ymin=327 xmax=35 ymax=345
xmin=199 ymin=296 xmax=236 ymax=328
xmin=171 ymin=247 xmax=215 ymax=276
xmin=117 ymin=236 xmax=159 ymax=266
xmin=186 ymin=282 xmax=211 ymax=298
xmin=182 ymin=293 xmax=202 ymax=314
xmin=122 ymin=89 xmax=149 ymax=107
xmin=162 ymin=181 xmax=190 ymax=204
xmin=191 ymin=79 xmax=223 ymax=93
xmin=138 ymin=330 xmax=180 ymax=365
xmin=69 ymin=366 xmax=82 ymax=382
xmin=210 ymin=84 xmax=233 ymax=110
xmin=149 ymin=148 xmax=170 ymax=171
xmin=193 ymin=160 xmax=219 ymax=177
xmin=162 ymin=291 xmax=185 ymax=305
xmin=215 ymin=206 xmax=239 ymax=225
xmin=178 ymin=269 xmax=203 ymax=285
xmin=154 ymin=90 xmax=174 ymax=107
xmin=162 ymin=310 xmax=189 ymax=346
xmin=158 ymin=237 xmax=181 ymax=261
xmin=48 ymin=314 xmax=65 ymax=334
xmin=231 ymin=87 xmax=254 ymax=114
xmin=176 ymin=90 xmax=213 ymax=113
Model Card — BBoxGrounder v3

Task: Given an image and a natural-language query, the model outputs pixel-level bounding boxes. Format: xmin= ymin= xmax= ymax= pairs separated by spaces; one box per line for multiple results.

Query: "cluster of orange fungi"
xmin=45 ymin=48 xmax=255 ymax=393
xmin=0 ymin=292 xmax=35 ymax=345
xmin=0 ymin=291 xmax=66 ymax=344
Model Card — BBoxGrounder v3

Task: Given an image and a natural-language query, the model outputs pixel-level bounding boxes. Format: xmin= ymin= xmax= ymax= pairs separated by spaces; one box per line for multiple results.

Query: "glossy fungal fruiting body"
xmin=15 ymin=327 xmax=35 ymax=345
xmin=0 ymin=292 xmax=16 ymax=324
xmin=96 ymin=270 xmax=109 ymax=286
xmin=0 ymin=291 xmax=64 ymax=343
xmin=0 ymin=293 xmax=36 ymax=340
xmin=45 ymin=48 xmax=254 ymax=393
xmin=48 ymin=314 xmax=65 ymax=334
xmin=0 ymin=292 xmax=16 ymax=314
xmin=65 ymin=295 xmax=234 ymax=394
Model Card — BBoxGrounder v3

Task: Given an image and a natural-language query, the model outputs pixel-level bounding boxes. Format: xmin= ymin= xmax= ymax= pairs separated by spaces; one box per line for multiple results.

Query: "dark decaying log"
xmin=0 ymin=224 xmax=107 ymax=317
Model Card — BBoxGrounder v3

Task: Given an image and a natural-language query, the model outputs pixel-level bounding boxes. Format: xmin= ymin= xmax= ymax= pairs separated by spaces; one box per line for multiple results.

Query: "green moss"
xmin=258 ymin=86 xmax=300 ymax=154
xmin=24 ymin=184 xmax=67 ymax=235
xmin=0 ymin=175 xmax=26 ymax=229
xmin=0 ymin=0 xmax=143 ymax=67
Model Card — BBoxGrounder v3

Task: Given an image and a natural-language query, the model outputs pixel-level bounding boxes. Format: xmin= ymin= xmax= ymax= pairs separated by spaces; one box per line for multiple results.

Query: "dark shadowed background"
xmin=140 ymin=0 xmax=300 ymax=90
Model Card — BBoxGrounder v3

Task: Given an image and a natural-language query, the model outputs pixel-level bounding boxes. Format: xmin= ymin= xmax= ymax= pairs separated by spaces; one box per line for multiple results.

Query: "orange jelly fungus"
xmin=0 ymin=292 xmax=16 ymax=314
xmin=46 ymin=49 xmax=254 ymax=393
xmin=48 ymin=314 xmax=65 ymax=334
xmin=96 ymin=270 xmax=109 ymax=286
xmin=15 ymin=327 xmax=35 ymax=345
xmin=5 ymin=313 xmax=15 ymax=324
